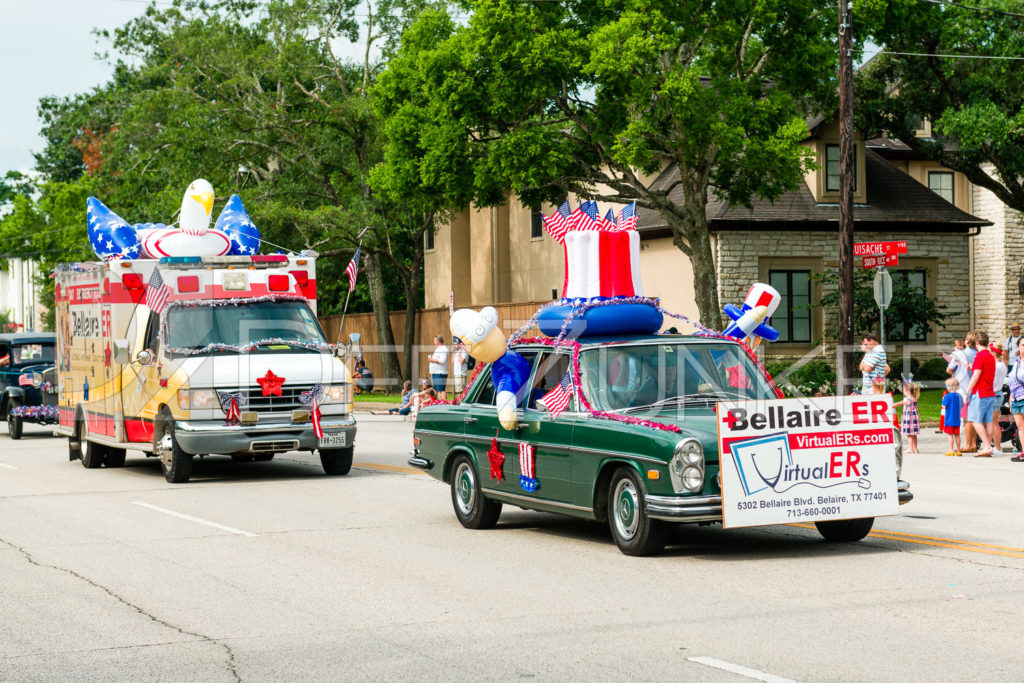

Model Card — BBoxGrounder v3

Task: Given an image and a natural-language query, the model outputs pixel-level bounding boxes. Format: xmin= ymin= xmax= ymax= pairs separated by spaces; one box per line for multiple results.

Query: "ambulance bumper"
xmin=173 ymin=416 xmax=357 ymax=455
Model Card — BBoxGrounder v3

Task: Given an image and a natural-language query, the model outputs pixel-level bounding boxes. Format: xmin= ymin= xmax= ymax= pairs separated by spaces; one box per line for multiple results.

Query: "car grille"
xmin=244 ymin=385 xmax=315 ymax=413
xmin=250 ymin=440 xmax=299 ymax=453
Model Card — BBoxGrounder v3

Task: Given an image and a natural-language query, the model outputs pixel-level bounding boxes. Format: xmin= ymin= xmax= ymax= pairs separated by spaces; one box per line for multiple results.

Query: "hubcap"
xmin=455 ymin=462 xmax=476 ymax=515
xmin=612 ymin=478 xmax=640 ymax=540
xmin=157 ymin=430 xmax=174 ymax=467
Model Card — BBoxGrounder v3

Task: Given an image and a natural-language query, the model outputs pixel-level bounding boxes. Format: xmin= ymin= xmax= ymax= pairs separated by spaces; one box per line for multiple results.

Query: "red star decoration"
xmin=256 ymin=370 xmax=286 ymax=397
xmin=487 ymin=436 xmax=504 ymax=482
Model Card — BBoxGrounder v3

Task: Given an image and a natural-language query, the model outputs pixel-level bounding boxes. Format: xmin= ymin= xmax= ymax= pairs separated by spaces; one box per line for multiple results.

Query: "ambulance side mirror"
xmin=334 ymin=343 xmax=347 ymax=359
xmin=136 ymin=350 xmax=155 ymax=366
xmin=112 ymin=340 xmax=131 ymax=365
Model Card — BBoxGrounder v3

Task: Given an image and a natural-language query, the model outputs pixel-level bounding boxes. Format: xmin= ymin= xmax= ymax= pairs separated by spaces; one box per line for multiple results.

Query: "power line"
xmin=859 ymin=49 xmax=1024 ymax=61
xmin=920 ymin=0 xmax=1024 ymax=19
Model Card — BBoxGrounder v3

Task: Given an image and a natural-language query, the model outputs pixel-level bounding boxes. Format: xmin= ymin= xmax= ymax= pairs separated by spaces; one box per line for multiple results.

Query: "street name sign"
xmin=862 ymin=253 xmax=899 ymax=269
xmin=853 ymin=240 xmax=908 ymax=256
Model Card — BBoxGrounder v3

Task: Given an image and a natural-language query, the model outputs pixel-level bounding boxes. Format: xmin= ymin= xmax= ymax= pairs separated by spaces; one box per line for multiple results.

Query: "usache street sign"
xmin=717 ymin=395 xmax=900 ymax=528
xmin=853 ymin=240 xmax=907 ymax=256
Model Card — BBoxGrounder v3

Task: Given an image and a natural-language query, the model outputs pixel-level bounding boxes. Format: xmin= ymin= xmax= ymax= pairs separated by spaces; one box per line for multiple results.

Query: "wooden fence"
xmin=320 ymin=301 xmax=547 ymax=392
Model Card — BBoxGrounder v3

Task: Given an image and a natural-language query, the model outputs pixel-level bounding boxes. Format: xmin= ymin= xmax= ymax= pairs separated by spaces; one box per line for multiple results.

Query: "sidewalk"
xmin=911 ymin=423 xmax=1020 ymax=459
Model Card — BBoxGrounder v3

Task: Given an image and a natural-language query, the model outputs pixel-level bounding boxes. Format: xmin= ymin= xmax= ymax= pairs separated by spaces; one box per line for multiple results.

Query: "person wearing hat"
xmin=452 ymin=337 xmax=468 ymax=394
xmin=1005 ymin=325 xmax=1022 ymax=371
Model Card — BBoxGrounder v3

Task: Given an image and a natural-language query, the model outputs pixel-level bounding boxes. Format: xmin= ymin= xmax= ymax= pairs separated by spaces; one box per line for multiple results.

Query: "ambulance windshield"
xmin=165 ymin=300 xmax=327 ymax=353
xmin=578 ymin=341 xmax=776 ymax=413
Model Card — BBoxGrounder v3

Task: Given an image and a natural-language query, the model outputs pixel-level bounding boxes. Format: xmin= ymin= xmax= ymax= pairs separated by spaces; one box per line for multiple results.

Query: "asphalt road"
xmin=0 ymin=416 xmax=1021 ymax=681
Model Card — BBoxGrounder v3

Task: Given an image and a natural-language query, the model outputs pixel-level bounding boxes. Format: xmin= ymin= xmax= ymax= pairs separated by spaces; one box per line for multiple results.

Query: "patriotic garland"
xmin=10 ymin=405 xmax=60 ymax=421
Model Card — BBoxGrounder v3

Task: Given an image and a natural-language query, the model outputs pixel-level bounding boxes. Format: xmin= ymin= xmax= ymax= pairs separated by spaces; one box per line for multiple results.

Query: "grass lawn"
xmin=893 ymin=389 xmax=942 ymax=424
xmin=354 ymin=393 xmax=403 ymax=403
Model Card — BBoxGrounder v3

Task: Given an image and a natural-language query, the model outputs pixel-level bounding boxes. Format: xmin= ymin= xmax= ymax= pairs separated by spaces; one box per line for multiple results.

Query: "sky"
xmin=0 ymin=0 xmax=155 ymax=174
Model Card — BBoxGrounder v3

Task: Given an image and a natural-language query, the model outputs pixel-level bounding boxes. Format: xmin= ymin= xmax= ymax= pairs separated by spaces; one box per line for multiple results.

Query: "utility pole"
xmin=837 ymin=0 xmax=855 ymax=392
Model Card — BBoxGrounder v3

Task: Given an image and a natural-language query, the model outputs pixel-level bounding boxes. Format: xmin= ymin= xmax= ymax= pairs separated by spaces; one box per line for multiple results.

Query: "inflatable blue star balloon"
xmin=86 ymin=197 xmax=142 ymax=259
xmin=214 ymin=195 xmax=262 ymax=256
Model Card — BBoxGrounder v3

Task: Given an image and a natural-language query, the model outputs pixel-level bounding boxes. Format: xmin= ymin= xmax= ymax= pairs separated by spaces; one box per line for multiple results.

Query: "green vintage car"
xmin=409 ymin=335 xmax=912 ymax=555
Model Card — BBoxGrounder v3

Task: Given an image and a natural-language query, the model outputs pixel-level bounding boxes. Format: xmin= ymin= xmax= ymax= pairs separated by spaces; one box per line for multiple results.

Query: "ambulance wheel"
xmin=155 ymin=410 xmax=193 ymax=483
xmin=105 ymin=448 xmax=127 ymax=468
xmin=6 ymin=401 xmax=22 ymax=440
xmin=76 ymin=413 xmax=106 ymax=469
xmin=815 ymin=517 xmax=875 ymax=542
xmin=320 ymin=447 xmax=353 ymax=476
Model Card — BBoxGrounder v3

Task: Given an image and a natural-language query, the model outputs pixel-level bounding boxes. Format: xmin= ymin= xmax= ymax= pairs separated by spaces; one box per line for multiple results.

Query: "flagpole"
xmin=334 ymin=227 xmax=371 ymax=353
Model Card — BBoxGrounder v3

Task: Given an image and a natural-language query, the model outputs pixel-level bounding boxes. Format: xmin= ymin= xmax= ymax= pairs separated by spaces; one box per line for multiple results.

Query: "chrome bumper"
xmin=645 ymin=480 xmax=913 ymax=522
xmin=173 ymin=415 xmax=356 ymax=455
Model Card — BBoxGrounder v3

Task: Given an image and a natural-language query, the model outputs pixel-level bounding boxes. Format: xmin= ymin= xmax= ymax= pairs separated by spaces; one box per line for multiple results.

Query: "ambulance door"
xmin=122 ymin=310 xmax=161 ymax=444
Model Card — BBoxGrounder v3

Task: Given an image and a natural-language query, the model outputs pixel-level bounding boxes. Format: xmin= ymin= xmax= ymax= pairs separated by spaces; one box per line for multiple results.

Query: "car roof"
xmin=0 ymin=333 xmax=56 ymax=343
xmin=512 ymin=333 xmax=734 ymax=347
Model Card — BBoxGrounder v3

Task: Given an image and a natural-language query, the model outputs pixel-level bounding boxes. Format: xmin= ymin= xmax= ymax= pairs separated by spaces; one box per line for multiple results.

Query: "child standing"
xmin=941 ymin=378 xmax=964 ymax=456
xmin=895 ymin=381 xmax=921 ymax=453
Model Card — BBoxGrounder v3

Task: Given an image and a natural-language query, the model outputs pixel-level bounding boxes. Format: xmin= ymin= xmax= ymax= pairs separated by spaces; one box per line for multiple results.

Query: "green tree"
xmin=858 ymin=0 xmax=1024 ymax=211
xmin=375 ymin=0 xmax=840 ymax=328
xmin=813 ymin=268 xmax=947 ymax=344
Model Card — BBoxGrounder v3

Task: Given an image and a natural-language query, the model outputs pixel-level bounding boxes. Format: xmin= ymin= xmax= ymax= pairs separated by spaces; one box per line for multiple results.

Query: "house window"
xmin=424 ymin=230 xmax=435 ymax=252
xmin=825 ymin=144 xmax=857 ymax=193
xmin=768 ymin=270 xmax=812 ymax=343
xmin=531 ymin=209 xmax=544 ymax=239
xmin=887 ymin=270 xmax=928 ymax=342
xmin=928 ymin=171 xmax=954 ymax=204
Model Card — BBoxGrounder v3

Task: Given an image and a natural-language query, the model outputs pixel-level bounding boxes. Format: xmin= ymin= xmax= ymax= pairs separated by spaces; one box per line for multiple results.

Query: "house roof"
xmin=636 ymin=147 xmax=990 ymax=236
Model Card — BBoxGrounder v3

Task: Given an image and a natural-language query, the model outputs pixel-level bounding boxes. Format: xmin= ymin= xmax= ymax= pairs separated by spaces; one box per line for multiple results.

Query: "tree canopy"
xmin=375 ymin=0 xmax=841 ymax=327
xmin=858 ymin=0 xmax=1024 ymax=212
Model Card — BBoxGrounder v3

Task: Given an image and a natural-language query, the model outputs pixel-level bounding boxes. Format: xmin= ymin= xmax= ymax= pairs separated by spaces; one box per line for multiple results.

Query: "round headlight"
xmin=674 ymin=438 xmax=703 ymax=465
xmin=682 ymin=465 xmax=704 ymax=492
xmin=31 ymin=373 xmax=43 ymax=388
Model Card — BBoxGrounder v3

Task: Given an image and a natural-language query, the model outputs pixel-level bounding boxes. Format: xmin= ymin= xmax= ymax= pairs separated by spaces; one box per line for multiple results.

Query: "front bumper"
xmin=173 ymin=415 xmax=357 ymax=455
xmin=645 ymin=480 xmax=914 ymax=523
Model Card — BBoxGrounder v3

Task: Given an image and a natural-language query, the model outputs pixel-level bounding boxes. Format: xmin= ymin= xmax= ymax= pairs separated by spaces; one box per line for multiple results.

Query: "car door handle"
xmin=463 ymin=416 xmax=478 ymax=424
xmin=514 ymin=422 xmax=529 ymax=430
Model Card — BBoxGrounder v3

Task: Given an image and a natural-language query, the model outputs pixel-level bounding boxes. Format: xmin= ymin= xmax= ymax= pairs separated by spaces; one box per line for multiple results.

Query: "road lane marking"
xmin=0 ymin=463 xmax=18 ymax=469
xmin=355 ymin=462 xmax=427 ymax=475
xmin=791 ymin=523 xmax=1024 ymax=559
xmin=688 ymin=657 xmax=798 ymax=682
xmin=132 ymin=502 xmax=258 ymax=537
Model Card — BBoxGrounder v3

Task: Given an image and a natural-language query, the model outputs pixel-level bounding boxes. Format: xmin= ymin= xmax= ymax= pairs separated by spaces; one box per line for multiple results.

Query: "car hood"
xmin=616 ymin=406 xmax=722 ymax=458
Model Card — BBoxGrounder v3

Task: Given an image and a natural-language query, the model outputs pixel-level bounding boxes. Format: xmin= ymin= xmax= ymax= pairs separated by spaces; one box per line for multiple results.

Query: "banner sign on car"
xmin=862 ymin=253 xmax=899 ymax=269
xmin=853 ymin=240 xmax=907 ymax=256
xmin=716 ymin=396 xmax=900 ymax=528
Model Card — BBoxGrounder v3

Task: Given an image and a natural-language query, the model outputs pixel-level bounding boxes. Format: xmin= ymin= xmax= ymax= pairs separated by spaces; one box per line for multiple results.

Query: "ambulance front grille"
xmin=245 ymin=385 xmax=315 ymax=413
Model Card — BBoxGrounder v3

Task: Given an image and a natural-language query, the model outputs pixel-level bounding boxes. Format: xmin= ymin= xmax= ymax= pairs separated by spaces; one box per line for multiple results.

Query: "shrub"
xmin=765 ymin=360 xmax=794 ymax=378
xmin=917 ymin=357 xmax=949 ymax=381
xmin=769 ymin=359 xmax=836 ymax=397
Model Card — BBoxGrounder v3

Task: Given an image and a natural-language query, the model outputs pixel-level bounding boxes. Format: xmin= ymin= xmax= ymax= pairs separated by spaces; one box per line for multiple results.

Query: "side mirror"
xmin=112 ymin=339 xmax=131 ymax=365
xmin=334 ymin=343 xmax=348 ymax=359
xmin=136 ymin=350 xmax=155 ymax=366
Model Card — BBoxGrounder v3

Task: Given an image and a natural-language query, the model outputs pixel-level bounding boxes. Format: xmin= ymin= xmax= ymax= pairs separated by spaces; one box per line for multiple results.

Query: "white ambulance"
xmin=53 ymin=254 xmax=356 ymax=483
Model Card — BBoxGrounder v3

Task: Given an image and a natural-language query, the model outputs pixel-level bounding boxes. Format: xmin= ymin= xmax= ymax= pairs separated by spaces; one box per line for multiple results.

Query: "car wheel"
xmin=104 ymin=448 xmax=127 ymax=468
xmin=450 ymin=454 xmax=502 ymax=529
xmin=607 ymin=467 xmax=668 ymax=556
xmin=320 ymin=447 xmax=353 ymax=476
xmin=154 ymin=410 xmax=193 ymax=483
xmin=6 ymin=401 xmax=22 ymax=440
xmin=815 ymin=517 xmax=875 ymax=542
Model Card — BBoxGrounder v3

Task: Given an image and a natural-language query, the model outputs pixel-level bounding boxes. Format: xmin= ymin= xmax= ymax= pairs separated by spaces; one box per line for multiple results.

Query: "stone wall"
xmin=970 ymin=165 xmax=1024 ymax=342
xmin=714 ymin=229 xmax=972 ymax=367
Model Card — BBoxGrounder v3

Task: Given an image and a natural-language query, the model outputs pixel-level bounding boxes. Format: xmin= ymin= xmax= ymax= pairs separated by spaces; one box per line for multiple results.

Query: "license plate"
xmin=318 ymin=432 xmax=347 ymax=448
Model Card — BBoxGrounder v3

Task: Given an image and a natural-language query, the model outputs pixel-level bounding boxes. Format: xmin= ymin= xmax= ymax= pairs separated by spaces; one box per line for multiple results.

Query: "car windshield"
xmin=165 ymin=301 xmax=327 ymax=352
xmin=579 ymin=341 xmax=776 ymax=412
xmin=12 ymin=343 xmax=54 ymax=366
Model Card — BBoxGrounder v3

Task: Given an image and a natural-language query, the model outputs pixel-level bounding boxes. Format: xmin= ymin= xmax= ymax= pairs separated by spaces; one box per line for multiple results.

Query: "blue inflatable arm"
xmin=491 ymin=350 xmax=532 ymax=400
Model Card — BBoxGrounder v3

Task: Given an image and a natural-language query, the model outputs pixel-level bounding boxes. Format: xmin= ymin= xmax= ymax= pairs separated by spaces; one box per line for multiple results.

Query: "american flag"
xmin=539 ymin=371 xmax=573 ymax=417
xmin=18 ymin=374 xmax=33 ymax=387
xmin=618 ymin=202 xmax=637 ymax=231
xmin=542 ymin=200 xmax=572 ymax=244
xmin=519 ymin=442 xmax=535 ymax=478
xmin=146 ymin=267 xmax=171 ymax=314
xmin=604 ymin=208 xmax=617 ymax=227
xmin=312 ymin=397 xmax=323 ymax=439
xmin=577 ymin=200 xmax=601 ymax=230
xmin=345 ymin=246 xmax=361 ymax=293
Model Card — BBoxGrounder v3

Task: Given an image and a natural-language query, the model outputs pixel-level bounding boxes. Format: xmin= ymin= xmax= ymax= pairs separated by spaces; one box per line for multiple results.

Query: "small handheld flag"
xmin=145 ymin=268 xmax=171 ymax=314
xmin=538 ymin=371 xmax=573 ymax=417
